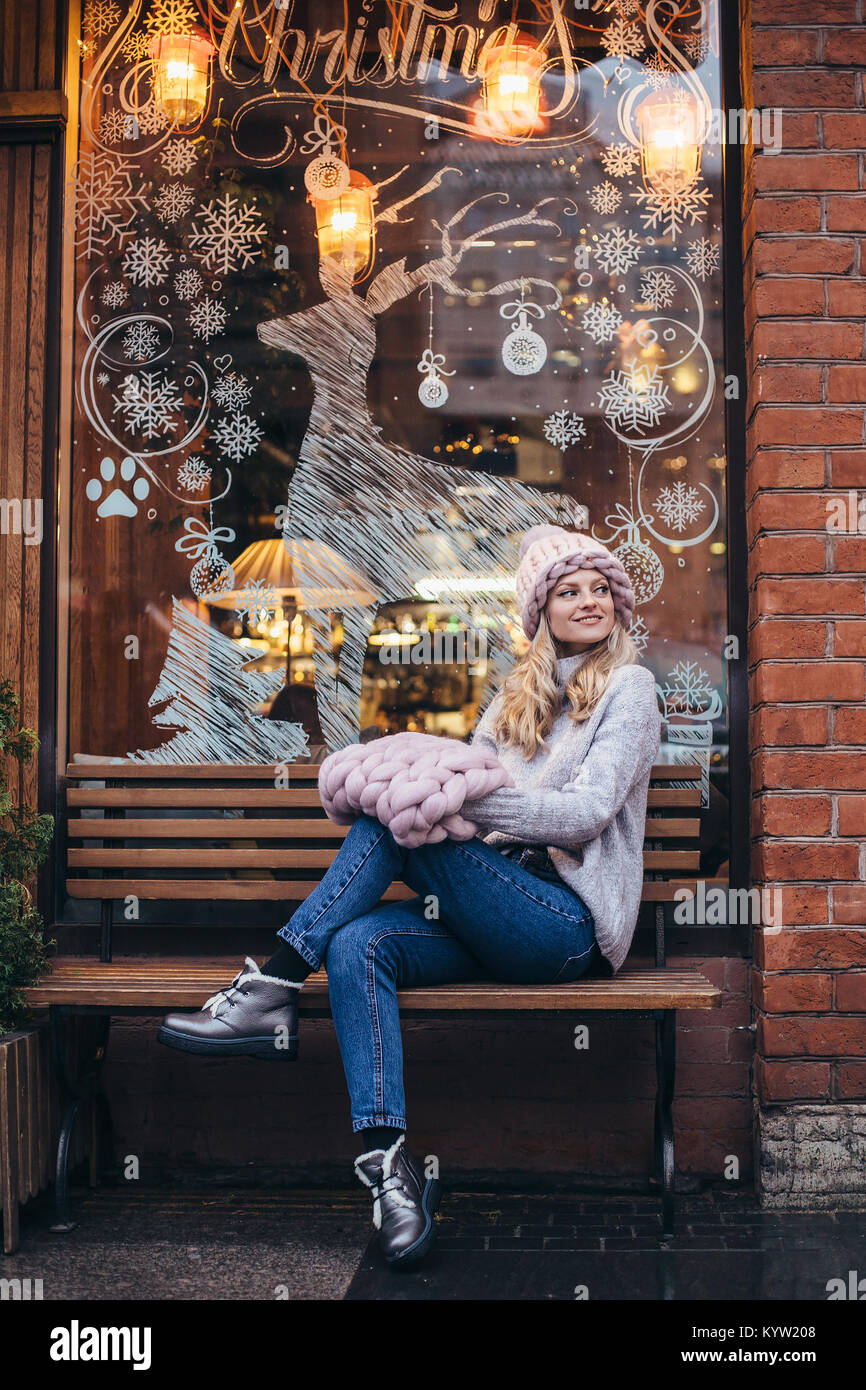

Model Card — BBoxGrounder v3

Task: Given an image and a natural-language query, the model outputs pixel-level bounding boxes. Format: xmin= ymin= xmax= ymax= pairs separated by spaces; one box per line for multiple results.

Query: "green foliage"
xmin=0 ymin=679 xmax=55 ymax=1033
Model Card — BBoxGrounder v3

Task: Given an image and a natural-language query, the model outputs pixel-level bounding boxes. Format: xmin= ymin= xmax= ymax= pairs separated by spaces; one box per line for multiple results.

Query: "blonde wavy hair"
xmin=487 ymin=607 xmax=639 ymax=760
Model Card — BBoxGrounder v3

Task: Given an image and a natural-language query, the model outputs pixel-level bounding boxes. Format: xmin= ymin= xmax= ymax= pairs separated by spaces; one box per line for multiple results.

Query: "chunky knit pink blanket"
xmin=317 ymin=732 xmax=514 ymax=848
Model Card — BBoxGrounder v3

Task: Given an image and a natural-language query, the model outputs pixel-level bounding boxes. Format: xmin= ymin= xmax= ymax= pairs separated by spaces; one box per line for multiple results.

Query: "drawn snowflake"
xmin=212 ymin=373 xmax=252 ymax=410
xmin=598 ymin=363 xmax=670 ymax=434
xmin=614 ymin=0 xmax=638 ymax=14
xmin=601 ymin=16 xmax=645 ymax=61
xmin=593 ymin=225 xmax=641 ymax=275
xmin=235 ymin=580 xmax=277 ymax=625
xmin=684 ymin=237 xmax=721 ymax=281
xmin=588 ymin=182 xmax=622 ymax=216
xmin=189 ymin=193 xmax=267 ymax=274
xmin=97 ymin=372 xmax=110 ymax=387
xmin=122 ymin=320 xmax=161 ymax=362
xmin=660 ymin=660 xmax=715 ymax=716
xmin=189 ymin=296 xmax=228 ymax=342
xmin=120 ymin=28 xmax=151 ymax=63
xmin=212 ymin=411 xmax=264 ymax=463
xmin=631 ymin=173 xmax=712 ymax=241
xmin=143 ymin=0 xmax=197 ymax=33
xmin=101 ymin=280 xmax=128 ymax=309
xmin=123 ymin=236 xmax=172 ymax=287
xmin=112 ymin=370 xmax=184 ymax=440
xmin=683 ymin=33 xmax=709 ymax=64
xmin=177 ymin=457 xmax=212 ymax=493
xmin=627 ymin=613 xmax=649 ymax=654
xmin=654 ymin=481 xmax=706 ymax=533
xmin=155 ymin=182 xmax=195 ymax=224
xmin=99 ymin=110 xmax=129 ymax=146
xmin=644 ymin=54 xmax=674 ymax=90
xmin=137 ymin=101 xmax=170 ymax=135
xmin=640 ymin=269 xmax=676 ymax=309
xmin=174 ymin=267 xmax=204 ymax=301
xmin=601 ymin=143 xmax=641 ymax=180
xmin=581 ymin=301 xmax=623 ymax=344
xmin=83 ymin=0 xmax=121 ymax=37
xmin=70 ymin=150 xmax=149 ymax=259
xmin=160 ymin=139 xmax=198 ymax=177
xmin=543 ymin=410 xmax=586 ymax=451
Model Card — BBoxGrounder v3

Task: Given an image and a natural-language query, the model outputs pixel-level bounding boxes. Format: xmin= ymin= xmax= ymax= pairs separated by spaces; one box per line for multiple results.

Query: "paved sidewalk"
xmin=6 ymin=1184 xmax=865 ymax=1301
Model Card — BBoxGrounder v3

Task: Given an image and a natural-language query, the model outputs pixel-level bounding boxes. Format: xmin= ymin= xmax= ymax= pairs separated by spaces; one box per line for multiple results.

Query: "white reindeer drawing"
xmin=258 ymin=168 xmax=587 ymax=750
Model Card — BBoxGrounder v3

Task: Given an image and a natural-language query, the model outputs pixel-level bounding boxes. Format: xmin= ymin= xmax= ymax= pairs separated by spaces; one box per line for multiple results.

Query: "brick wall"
xmin=742 ymin=0 xmax=866 ymax=1200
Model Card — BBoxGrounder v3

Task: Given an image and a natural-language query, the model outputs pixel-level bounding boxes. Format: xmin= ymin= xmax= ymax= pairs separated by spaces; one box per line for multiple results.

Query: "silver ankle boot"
xmin=157 ymin=957 xmax=300 ymax=1060
xmin=354 ymin=1134 xmax=442 ymax=1267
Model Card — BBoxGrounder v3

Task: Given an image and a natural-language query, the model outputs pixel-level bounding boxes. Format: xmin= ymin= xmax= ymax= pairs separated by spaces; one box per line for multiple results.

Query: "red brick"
xmin=760 ymin=1015 xmax=866 ymax=1056
xmin=833 ymin=887 xmax=866 ymax=926
xmin=748 ymin=490 xmax=838 ymax=533
xmin=757 ymin=750 xmax=866 ymax=789
xmin=838 ymin=796 xmax=866 ymax=834
xmin=754 ymin=196 xmax=822 ymax=233
xmin=751 ymin=534 xmax=826 ymax=572
xmin=754 ymin=578 xmax=864 ymax=617
xmin=823 ymin=29 xmax=866 ymax=66
xmin=755 ymin=238 xmax=854 ymax=275
xmin=754 ymin=842 xmax=860 ymax=881
xmin=754 ymin=366 xmax=823 ymax=403
xmin=834 ymin=621 xmax=866 ymax=656
xmin=837 ymin=707 xmax=866 ymax=742
xmin=754 ymin=661 xmax=864 ymax=702
xmin=828 ymin=280 xmax=866 ymax=317
xmin=750 ymin=620 xmax=826 ymax=660
xmin=756 ymin=972 xmax=834 ymax=1012
xmin=747 ymin=452 xmax=825 ymax=496
xmin=827 ymin=364 xmax=866 ymax=400
xmin=823 ymin=114 xmax=866 ymax=149
xmin=835 ymin=1062 xmax=866 ymax=1098
xmin=752 ymin=28 xmax=818 ymax=65
xmin=832 ymin=538 xmax=866 ymax=571
xmin=753 ymin=794 xmax=832 ymax=836
xmin=751 ymin=0 xmax=859 ymax=19
xmin=836 ymin=972 xmax=866 ymax=1011
xmin=751 ymin=407 xmax=863 ymax=447
xmin=758 ymin=929 xmax=865 ymax=972
xmin=755 ymin=1057 xmax=830 ymax=1102
xmin=829 ymin=451 xmax=866 ymax=485
xmin=752 ymin=321 xmax=862 ymax=359
xmin=827 ymin=197 xmax=866 ymax=233
xmin=753 ymin=278 xmax=825 ymax=317
xmin=752 ymin=76 xmax=857 ymax=116
xmin=751 ymin=705 xmax=828 ymax=747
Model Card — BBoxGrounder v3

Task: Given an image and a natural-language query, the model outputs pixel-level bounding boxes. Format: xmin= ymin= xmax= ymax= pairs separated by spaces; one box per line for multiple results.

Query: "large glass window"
xmin=65 ymin=0 xmax=730 ymax=872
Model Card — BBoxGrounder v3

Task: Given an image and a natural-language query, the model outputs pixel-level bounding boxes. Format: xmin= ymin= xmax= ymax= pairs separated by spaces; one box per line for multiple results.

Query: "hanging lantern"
xmin=308 ymin=169 xmax=376 ymax=277
xmin=635 ymin=91 xmax=703 ymax=194
xmin=148 ymin=26 xmax=216 ymax=130
xmin=477 ymin=28 xmax=547 ymax=138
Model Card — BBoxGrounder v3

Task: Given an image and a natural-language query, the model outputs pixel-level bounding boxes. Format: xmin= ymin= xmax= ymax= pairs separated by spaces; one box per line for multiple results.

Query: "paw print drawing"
xmin=85 ymin=456 xmax=150 ymax=518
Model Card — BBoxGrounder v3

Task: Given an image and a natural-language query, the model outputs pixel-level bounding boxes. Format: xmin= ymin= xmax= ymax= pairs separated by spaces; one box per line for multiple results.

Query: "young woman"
xmin=158 ymin=524 xmax=661 ymax=1268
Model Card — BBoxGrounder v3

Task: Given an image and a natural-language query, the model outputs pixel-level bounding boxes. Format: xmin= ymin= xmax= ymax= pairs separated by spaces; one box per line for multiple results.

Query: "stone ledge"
xmin=758 ymin=1104 xmax=866 ymax=1209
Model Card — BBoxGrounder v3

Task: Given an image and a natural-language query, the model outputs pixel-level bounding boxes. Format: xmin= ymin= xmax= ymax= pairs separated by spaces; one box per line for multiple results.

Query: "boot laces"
xmin=202 ymin=956 xmax=259 ymax=1017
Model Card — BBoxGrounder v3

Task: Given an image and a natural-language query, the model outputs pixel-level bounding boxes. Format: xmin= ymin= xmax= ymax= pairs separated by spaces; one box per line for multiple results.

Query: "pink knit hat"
xmin=515 ymin=524 xmax=636 ymax=639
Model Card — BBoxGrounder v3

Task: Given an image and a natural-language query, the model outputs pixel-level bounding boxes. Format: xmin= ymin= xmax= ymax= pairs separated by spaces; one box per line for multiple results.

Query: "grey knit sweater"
xmin=463 ymin=651 xmax=662 ymax=974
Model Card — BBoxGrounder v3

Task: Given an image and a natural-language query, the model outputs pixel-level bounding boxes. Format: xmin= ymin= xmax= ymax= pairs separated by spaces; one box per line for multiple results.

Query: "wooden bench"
xmin=26 ymin=759 xmax=721 ymax=1240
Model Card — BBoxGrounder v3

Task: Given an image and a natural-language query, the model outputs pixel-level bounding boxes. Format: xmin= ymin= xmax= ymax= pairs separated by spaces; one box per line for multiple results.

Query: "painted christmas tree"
xmin=128 ymin=598 xmax=309 ymax=764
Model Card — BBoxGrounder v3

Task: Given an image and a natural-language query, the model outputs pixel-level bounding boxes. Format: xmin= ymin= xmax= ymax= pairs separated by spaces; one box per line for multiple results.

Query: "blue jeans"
xmin=277 ymin=814 xmax=599 ymax=1133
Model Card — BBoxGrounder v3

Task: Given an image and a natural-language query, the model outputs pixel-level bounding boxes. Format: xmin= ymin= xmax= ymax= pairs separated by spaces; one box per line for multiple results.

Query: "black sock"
xmin=361 ymin=1125 xmax=404 ymax=1153
xmin=262 ymin=941 xmax=313 ymax=982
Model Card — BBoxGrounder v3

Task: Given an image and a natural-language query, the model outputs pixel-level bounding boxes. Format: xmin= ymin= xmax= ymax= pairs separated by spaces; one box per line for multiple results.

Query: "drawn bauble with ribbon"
xmin=301 ymin=115 xmax=350 ymax=200
xmin=176 ymin=515 xmax=237 ymax=602
xmin=592 ymin=503 xmax=665 ymax=606
xmin=416 ymin=347 xmax=455 ymax=408
xmin=655 ymin=659 xmax=723 ymax=809
xmin=500 ymin=288 xmax=548 ymax=377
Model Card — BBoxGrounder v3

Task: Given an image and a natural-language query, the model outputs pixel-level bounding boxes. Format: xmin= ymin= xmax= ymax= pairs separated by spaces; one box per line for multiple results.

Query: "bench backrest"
xmin=63 ymin=761 xmax=704 ymax=967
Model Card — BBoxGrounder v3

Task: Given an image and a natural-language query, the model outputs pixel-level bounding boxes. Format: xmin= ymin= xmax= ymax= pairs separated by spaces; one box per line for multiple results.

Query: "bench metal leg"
xmin=49 ymin=1008 xmax=112 ymax=1234
xmin=654 ymin=1009 xmax=676 ymax=1240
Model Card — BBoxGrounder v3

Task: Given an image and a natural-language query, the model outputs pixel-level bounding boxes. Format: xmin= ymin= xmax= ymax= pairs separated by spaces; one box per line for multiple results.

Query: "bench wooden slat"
xmin=67 ymin=761 xmax=703 ymax=782
xmin=68 ymin=847 xmax=701 ymax=871
xmin=24 ymin=960 xmax=722 ymax=1011
xmin=65 ymin=877 xmax=703 ymax=902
